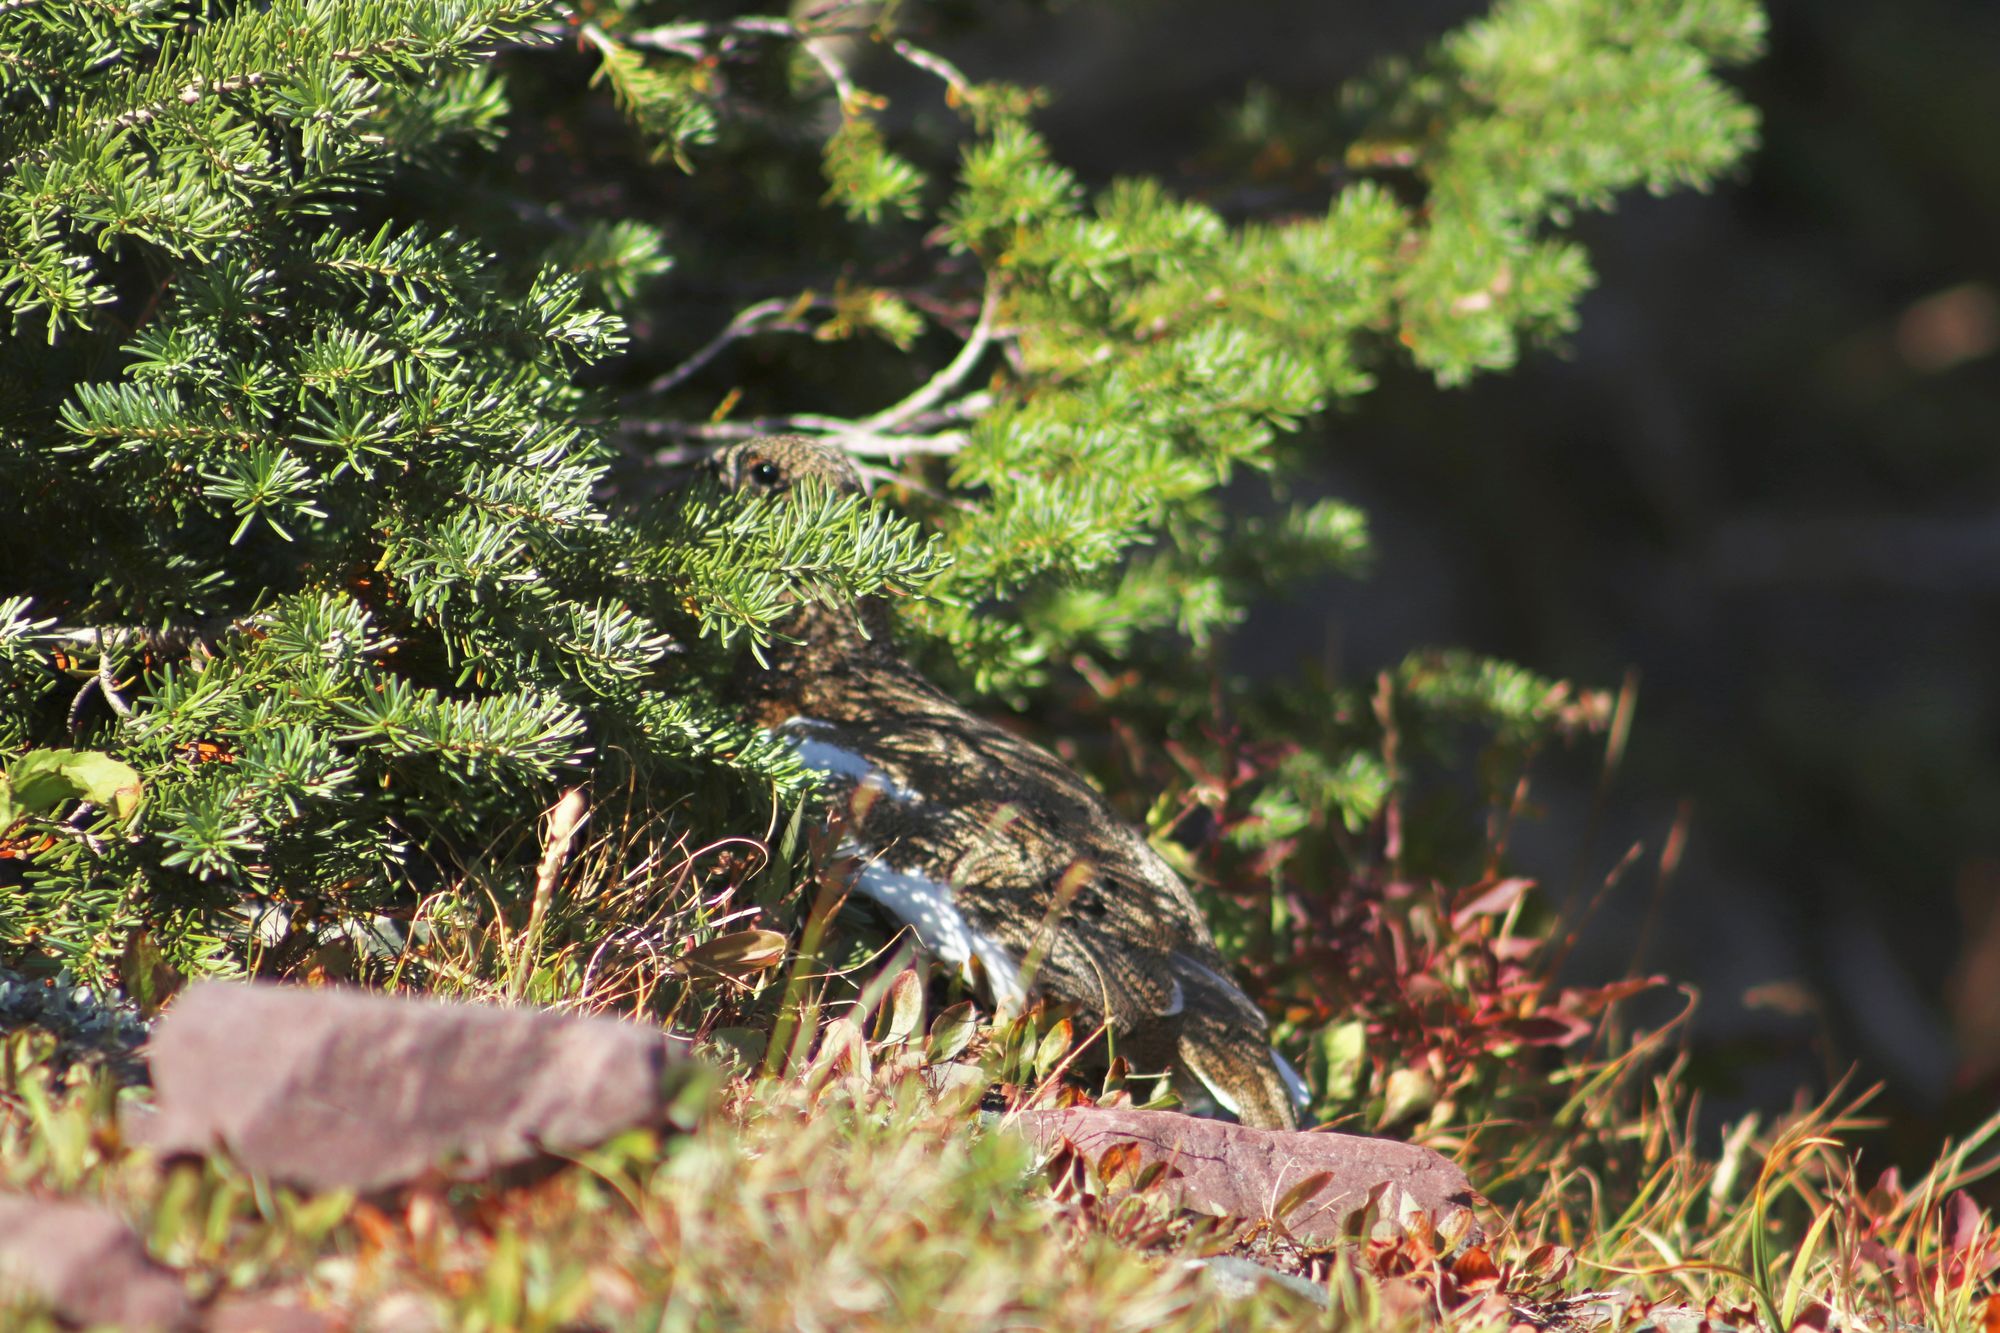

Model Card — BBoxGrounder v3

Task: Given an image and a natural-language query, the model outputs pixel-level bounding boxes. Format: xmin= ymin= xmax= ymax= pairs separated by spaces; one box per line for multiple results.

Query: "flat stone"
xmin=359 ymin=1291 xmax=447 ymax=1333
xmin=0 ymin=1193 xmax=193 ymax=1332
xmin=134 ymin=980 xmax=700 ymax=1194
xmin=205 ymin=1294 xmax=337 ymax=1333
xmin=1013 ymin=1107 xmax=1481 ymax=1245
xmin=1187 ymin=1255 xmax=1331 ymax=1307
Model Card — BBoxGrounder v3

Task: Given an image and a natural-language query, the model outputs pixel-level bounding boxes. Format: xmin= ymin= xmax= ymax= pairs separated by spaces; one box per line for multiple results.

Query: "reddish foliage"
xmin=1357 ymin=1203 xmax=1580 ymax=1325
xmin=1119 ymin=706 xmax=1663 ymax=1124
xmin=1854 ymin=1169 xmax=2000 ymax=1296
xmin=1384 ymin=873 xmax=1662 ymax=1054
xmin=962 ymin=657 xmax=1649 ymax=1143
xmin=1327 ymin=877 xmax=1653 ymax=1055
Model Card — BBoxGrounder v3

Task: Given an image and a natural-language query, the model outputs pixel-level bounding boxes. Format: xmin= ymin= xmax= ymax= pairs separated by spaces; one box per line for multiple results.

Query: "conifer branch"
xmin=0 ymin=0 xmax=1766 ymax=985
xmin=7 ymin=0 xmax=551 ymax=174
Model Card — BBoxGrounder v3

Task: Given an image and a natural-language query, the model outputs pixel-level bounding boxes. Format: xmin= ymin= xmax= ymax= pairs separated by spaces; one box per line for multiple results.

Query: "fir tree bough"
xmin=0 ymin=0 xmax=1762 ymax=995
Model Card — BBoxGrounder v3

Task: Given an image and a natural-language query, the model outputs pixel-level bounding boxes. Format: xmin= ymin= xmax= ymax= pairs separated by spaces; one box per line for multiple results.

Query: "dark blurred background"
xmin=950 ymin=0 xmax=2000 ymax=1147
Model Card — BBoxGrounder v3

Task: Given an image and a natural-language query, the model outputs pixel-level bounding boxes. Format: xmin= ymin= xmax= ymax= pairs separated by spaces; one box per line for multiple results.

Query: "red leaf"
xmin=1564 ymin=975 xmax=1667 ymax=1014
xmin=1451 ymin=878 xmax=1533 ymax=928
xmin=1944 ymin=1188 xmax=1985 ymax=1254
xmin=1451 ymin=1245 xmax=1502 ymax=1292
xmin=1497 ymin=1011 xmax=1595 ymax=1048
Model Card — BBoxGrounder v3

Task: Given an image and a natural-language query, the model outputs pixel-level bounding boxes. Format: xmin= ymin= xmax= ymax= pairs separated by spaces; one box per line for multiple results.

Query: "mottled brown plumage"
xmin=708 ymin=435 xmax=1304 ymax=1129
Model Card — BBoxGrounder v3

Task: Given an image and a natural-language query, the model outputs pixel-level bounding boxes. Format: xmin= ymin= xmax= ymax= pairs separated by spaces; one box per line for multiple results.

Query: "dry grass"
xmin=6 ymin=779 xmax=2000 ymax=1331
xmin=0 ymin=1036 xmax=1337 ymax=1331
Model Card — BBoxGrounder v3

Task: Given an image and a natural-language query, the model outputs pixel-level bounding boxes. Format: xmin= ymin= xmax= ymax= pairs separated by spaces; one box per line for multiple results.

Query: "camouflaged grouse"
xmin=708 ymin=436 xmax=1308 ymax=1130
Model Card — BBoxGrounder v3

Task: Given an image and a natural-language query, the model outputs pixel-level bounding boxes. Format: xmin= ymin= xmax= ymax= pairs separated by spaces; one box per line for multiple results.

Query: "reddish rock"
xmin=205 ymin=1294 xmax=338 ymax=1333
xmin=0 ymin=1193 xmax=193 ymax=1331
xmin=358 ymin=1291 xmax=445 ymax=1333
xmin=134 ymin=980 xmax=700 ymax=1194
xmin=1013 ymin=1107 xmax=1482 ymax=1244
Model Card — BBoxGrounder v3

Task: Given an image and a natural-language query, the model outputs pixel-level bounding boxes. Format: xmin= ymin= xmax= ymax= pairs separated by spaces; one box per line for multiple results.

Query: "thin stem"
xmin=888 ymin=37 xmax=972 ymax=103
xmin=639 ymin=296 xmax=821 ymax=398
xmin=896 ymin=391 xmax=997 ymax=433
xmin=562 ymin=6 xmax=973 ymax=114
xmin=626 ymin=414 xmax=855 ymax=441
xmin=621 ymin=16 xmax=867 ymax=109
xmin=794 ymin=32 xmax=861 ymax=111
xmin=95 ymin=636 xmax=130 ymax=718
xmin=609 ymin=21 xmax=705 ymax=59
xmin=858 ymin=280 xmax=999 ymax=434
xmin=622 ymin=288 xmax=999 ymax=460
xmin=635 ymin=417 xmax=970 ymax=457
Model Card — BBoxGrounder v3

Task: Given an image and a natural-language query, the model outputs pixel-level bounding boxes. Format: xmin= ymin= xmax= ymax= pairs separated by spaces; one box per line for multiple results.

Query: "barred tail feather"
xmin=1177 ymin=1033 xmax=1301 ymax=1131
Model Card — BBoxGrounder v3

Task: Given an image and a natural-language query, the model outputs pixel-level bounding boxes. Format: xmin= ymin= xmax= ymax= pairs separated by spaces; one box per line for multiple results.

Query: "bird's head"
xmin=702 ymin=434 xmax=897 ymax=669
xmin=706 ymin=435 xmax=864 ymax=498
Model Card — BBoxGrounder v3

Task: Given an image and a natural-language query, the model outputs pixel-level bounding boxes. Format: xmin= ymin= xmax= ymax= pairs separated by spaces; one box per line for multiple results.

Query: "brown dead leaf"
xmin=872 ymin=967 xmax=925 ymax=1047
xmin=1096 ymin=1139 xmax=1142 ymax=1188
xmin=679 ymin=928 xmax=788 ymax=977
xmin=1273 ymin=1169 xmax=1338 ymax=1223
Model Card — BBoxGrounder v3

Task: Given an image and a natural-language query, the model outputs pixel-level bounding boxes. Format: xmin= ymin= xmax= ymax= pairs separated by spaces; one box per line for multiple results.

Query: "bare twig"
xmin=626 ymin=413 xmax=857 ymax=442
xmin=66 ymin=675 xmax=98 ymax=739
xmin=625 ymin=278 xmax=998 ymax=456
xmin=640 ymin=296 xmax=822 ymax=398
xmin=620 ymin=15 xmax=867 ymax=109
xmin=604 ymin=21 xmax=704 ymax=59
xmin=794 ymin=33 xmax=861 ymax=110
xmin=49 ymin=624 xmax=208 ymax=656
xmin=95 ymin=640 xmax=130 ymax=718
xmin=834 ymin=430 xmax=972 ymax=457
xmin=637 ymin=418 xmax=971 ymax=457
xmin=624 ymin=287 xmax=998 ymax=462
xmin=858 ymin=280 xmax=999 ymax=434
xmin=854 ymin=463 xmax=983 ymax=512
xmin=569 ymin=17 xmax=1006 ymax=466
xmin=868 ymin=392 xmax=997 ymax=438
xmin=888 ymin=37 xmax=972 ymax=103
xmin=66 ymin=631 xmax=131 ymax=734
xmin=555 ymin=4 xmax=975 ymax=110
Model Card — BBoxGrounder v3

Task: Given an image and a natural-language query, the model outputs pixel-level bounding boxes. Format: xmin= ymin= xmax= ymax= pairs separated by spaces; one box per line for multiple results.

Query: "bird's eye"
xmin=750 ymin=460 xmax=782 ymax=487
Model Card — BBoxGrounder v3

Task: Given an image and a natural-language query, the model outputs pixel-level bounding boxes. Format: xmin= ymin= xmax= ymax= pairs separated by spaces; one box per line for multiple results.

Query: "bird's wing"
xmin=775 ymin=672 xmax=1301 ymax=1126
xmin=811 ymin=703 xmax=1221 ymax=1025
